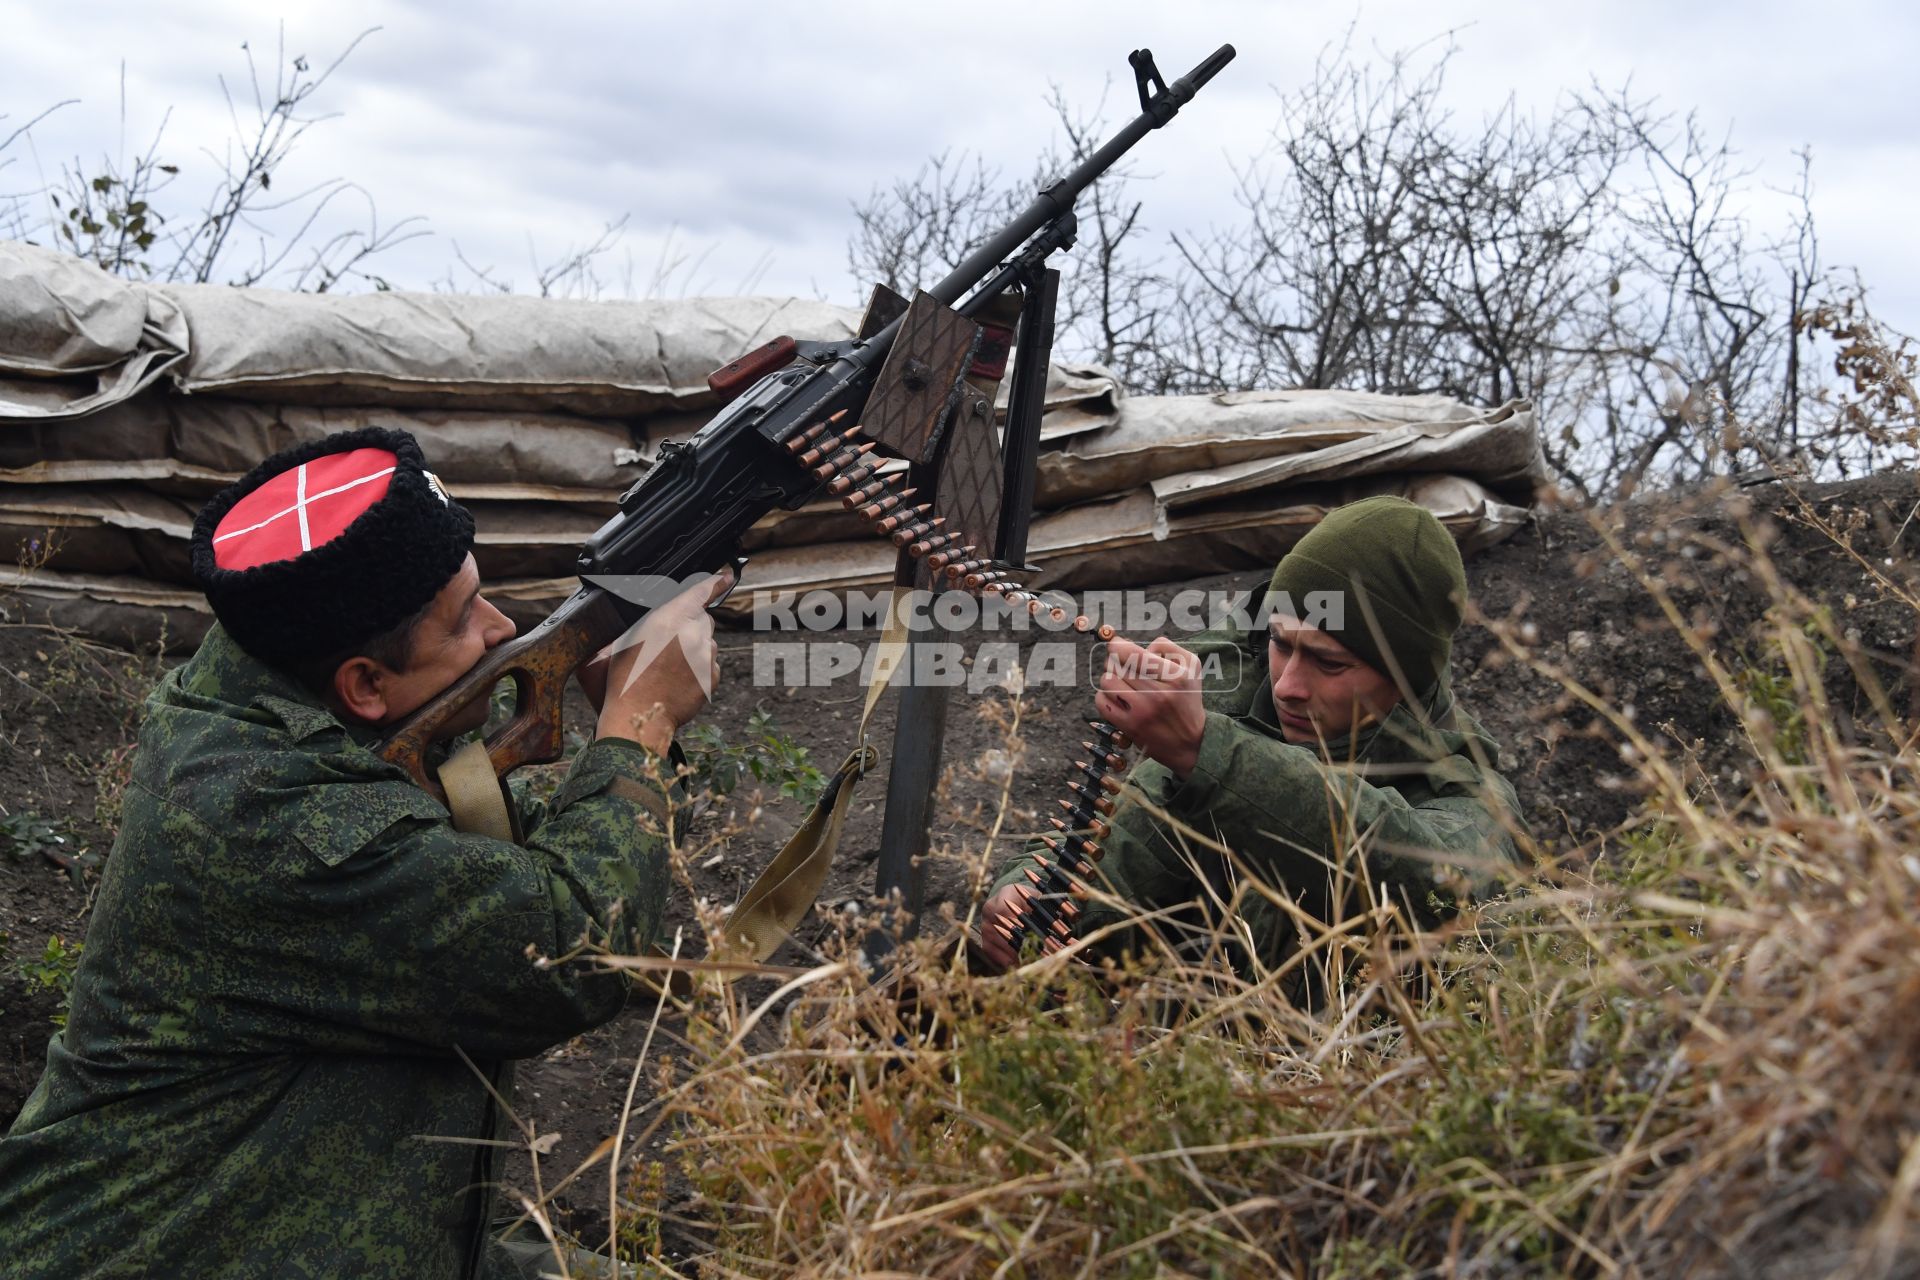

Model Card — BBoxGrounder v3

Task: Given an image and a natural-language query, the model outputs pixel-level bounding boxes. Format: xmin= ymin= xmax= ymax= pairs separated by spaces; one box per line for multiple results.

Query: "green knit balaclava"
xmin=1265 ymin=496 xmax=1467 ymax=698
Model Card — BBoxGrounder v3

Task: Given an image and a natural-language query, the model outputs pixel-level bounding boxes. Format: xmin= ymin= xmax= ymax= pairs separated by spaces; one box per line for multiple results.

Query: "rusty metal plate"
xmin=864 ymin=290 xmax=981 ymax=467
xmin=856 ymin=283 xmax=910 ymax=341
xmin=935 ymin=377 xmax=1004 ymax=562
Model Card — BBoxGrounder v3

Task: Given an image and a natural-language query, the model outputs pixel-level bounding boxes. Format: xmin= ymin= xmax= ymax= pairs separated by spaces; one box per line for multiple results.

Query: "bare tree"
xmin=846 ymin=150 xmax=1022 ymax=299
xmin=1163 ymin=44 xmax=1464 ymax=397
xmin=844 ymin=87 xmax=1174 ymax=386
xmin=1798 ymin=280 xmax=1919 ymax=476
xmin=1557 ymin=99 xmax=1797 ymax=493
xmin=443 ymin=216 xmax=639 ymax=299
xmin=1031 ymin=88 xmax=1177 ymax=388
xmin=847 ymin=37 xmax=1884 ymax=499
xmin=1 ymin=101 xmax=77 ymax=243
xmin=6 ymin=34 xmax=723 ymax=305
xmin=5 ymin=29 xmax=423 ymax=292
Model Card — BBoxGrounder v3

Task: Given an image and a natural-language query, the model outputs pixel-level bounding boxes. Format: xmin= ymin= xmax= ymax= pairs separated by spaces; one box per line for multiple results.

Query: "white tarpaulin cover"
xmin=1039 ymin=389 xmax=1541 ymax=506
xmin=0 ymin=397 xmax=651 ymax=501
xmin=0 ymin=241 xmax=1547 ymax=650
xmin=725 ymin=473 xmax=1530 ymax=613
xmin=156 ymin=284 xmax=859 ymax=415
xmin=0 ymin=244 xmax=189 ymax=419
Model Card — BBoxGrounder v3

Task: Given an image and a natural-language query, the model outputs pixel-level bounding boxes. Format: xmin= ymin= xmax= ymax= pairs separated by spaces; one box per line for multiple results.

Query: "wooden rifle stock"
xmin=378 ymin=587 xmax=628 ymax=803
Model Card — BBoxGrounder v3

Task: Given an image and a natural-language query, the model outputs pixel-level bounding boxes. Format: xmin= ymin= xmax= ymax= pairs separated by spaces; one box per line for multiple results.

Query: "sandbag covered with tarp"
xmin=0 ymin=240 xmax=1546 ymax=650
xmin=0 ymin=397 xmax=652 ymax=501
xmin=0 ymin=243 xmax=189 ymax=420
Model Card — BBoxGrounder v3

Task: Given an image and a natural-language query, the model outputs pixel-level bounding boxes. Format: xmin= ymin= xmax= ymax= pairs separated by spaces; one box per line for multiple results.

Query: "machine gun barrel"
xmin=378 ymin=42 xmax=1236 ymax=799
xmin=929 ymin=43 xmax=1234 ymax=307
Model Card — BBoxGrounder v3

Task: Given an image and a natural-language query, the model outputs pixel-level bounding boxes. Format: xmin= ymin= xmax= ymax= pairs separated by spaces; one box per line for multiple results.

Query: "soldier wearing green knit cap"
xmin=981 ymin=495 xmax=1528 ymax=982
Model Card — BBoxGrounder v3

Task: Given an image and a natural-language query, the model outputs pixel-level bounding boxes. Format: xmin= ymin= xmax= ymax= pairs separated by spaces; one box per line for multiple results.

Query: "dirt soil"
xmin=2 ymin=469 xmax=1915 ymax=1265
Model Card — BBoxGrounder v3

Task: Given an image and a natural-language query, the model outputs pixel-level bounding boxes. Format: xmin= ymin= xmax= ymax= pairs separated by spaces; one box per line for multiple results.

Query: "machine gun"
xmin=378 ymin=43 xmax=1236 ymax=817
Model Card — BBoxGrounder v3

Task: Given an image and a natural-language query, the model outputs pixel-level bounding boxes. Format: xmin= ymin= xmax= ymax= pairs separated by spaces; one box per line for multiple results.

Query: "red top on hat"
xmin=210 ymin=447 xmax=398 ymax=572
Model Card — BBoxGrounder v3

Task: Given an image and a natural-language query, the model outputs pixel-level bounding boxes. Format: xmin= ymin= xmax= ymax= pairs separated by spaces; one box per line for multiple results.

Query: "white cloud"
xmin=2 ymin=0 xmax=1914 ymax=329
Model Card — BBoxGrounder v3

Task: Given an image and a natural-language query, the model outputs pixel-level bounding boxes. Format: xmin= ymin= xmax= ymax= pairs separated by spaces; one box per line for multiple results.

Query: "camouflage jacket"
xmin=0 ymin=626 xmax=671 ymax=1279
xmin=992 ymin=626 xmax=1526 ymax=977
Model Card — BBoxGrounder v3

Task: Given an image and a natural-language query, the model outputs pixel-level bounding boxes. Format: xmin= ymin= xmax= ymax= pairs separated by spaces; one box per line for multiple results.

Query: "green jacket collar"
xmin=172 ymin=624 xmax=383 ymax=749
xmin=1241 ymin=665 xmax=1500 ymax=781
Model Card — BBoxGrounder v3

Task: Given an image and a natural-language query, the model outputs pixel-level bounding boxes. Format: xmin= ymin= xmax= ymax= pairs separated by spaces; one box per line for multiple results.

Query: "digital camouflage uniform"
xmin=0 ymin=625 xmax=671 ymax=1279
xmin=991 ymin=624 xmax=1525 ymax=976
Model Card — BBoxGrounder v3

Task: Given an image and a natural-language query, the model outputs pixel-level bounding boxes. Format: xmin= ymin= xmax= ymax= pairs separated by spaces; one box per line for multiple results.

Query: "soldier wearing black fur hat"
xmin=0 ymin=427 xmax=722 ymax=1278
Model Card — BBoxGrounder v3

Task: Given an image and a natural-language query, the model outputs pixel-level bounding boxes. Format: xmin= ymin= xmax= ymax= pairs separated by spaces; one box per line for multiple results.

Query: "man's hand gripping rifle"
xmin=378 ymin=43 xmax=1236 ymax=799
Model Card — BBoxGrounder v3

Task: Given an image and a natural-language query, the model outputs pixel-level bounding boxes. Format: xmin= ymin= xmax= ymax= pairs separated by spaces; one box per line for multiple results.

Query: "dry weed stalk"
xmin=717 ymin=537 xmax=1903 ymax=1274
xmin=522 ymin=490 xmax=1919 ymax=1277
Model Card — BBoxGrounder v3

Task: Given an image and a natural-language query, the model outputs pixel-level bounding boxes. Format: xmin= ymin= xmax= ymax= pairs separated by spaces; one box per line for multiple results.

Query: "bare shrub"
xmin=1797 ymin=286 xmax=1920 ymax=474
xmin=848 ymin=37 xmax=1890 ymax=501
xmin=2 ymin=28 xmax=422 ymax=291
xmin=549 ymin=497 xmax=1913 ymax=1277
xmin=846 ymin=87 xmax=1177 ymax=392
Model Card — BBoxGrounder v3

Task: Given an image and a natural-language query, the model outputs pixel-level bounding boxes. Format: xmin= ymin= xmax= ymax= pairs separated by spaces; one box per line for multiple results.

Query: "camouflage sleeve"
xmin=1055 ymin=761 xmax=1207 ymax=953
xmin=983 ymin=757 xmax=1201 ymax=954
xmin=983 ymin=624 xmax=1260 ymax=909
xmin=1178 ymin=624 xmax=1267 ymax=717
xmin=1164 ymin=712 xmax=1522 ymax=920
xmin=202 ymin=737 xmax=673 ymax=1061
xmin=506 ymin=778 xmax=551 ymax=834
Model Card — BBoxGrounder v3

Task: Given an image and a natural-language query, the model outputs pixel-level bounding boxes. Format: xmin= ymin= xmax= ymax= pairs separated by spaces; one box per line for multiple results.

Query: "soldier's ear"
xmin=331 ymin=656 xmax=391 ymax=725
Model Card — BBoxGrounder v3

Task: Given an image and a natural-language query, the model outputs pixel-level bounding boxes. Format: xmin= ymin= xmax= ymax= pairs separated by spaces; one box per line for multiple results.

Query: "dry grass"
xmin=496 ymin=332 xmax=1920 ymax=1276
xmin=483 ymin=492 xmax=1917 ymax=1279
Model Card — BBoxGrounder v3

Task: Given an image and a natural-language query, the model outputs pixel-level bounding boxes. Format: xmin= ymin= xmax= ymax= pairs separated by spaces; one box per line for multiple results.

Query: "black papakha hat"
xmin=189 ymin=426 xmax=475 ymax=670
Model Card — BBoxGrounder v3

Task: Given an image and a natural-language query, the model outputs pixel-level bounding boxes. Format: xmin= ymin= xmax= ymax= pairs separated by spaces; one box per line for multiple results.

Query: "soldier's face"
xmin=375 ymin=555 xmax=517 ymax=732
xmin=1266 ymin=616 xmax=1401 ymax=744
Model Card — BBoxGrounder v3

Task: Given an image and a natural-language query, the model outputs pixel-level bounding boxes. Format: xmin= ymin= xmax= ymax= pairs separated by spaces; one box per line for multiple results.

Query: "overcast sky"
xmin=4 ymin=0 xmax=1916 ymax=339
